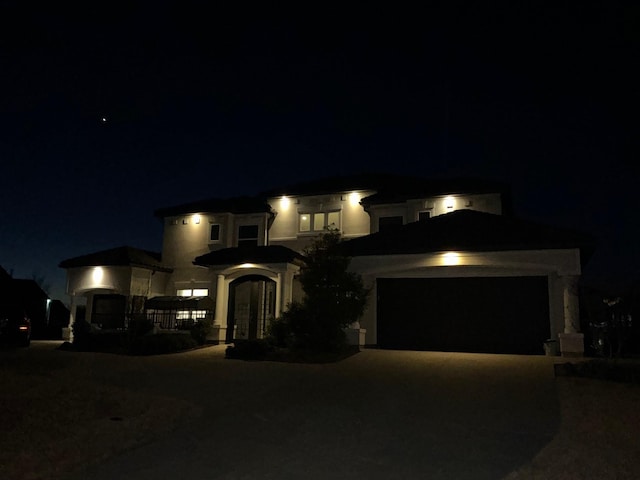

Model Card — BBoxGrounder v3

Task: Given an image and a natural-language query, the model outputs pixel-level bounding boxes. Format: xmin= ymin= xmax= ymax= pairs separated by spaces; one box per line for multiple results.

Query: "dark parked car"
xmin=0 ymin=310 xmax=31 ymax=347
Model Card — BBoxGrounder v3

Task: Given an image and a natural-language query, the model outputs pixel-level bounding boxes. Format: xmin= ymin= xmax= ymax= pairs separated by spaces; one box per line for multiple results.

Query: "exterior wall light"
xmin=441 ymin=252 xmax=460 ymax=266
xmin=444 ymin=196 xmax=455 ymax=209
xmin=193 ymin=214 xmax=201 ymax=224
xmin=280 ymin=196 xmax=291 ymax=211
xmin=92 ymin=266 xmax=104 ymax=284
xmin=349 ymin=192 xmax=360 ymax=206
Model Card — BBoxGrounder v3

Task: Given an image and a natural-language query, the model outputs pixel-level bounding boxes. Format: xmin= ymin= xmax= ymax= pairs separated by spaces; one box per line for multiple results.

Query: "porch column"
xmin=562 ymin=275 xmax=580 ymax=333
xmin=64 ymin=295 xmax=77 ymax=342
xmin=214 ymin=275 xmax=225 ymax=325
xmin=558 ymin=274 xmax=584 ymax=357
xmin=275 ymin=273 xmax=282 ymax=319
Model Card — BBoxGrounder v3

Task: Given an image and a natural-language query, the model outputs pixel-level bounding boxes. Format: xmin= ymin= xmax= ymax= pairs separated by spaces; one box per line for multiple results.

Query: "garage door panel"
xmin=377 ymin=277 xmax=550 ymax=354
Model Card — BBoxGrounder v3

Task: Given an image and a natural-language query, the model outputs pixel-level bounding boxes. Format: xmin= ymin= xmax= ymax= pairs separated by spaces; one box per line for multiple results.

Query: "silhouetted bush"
xmin=128 ymin=317 xmax=154 ymax=338
xmin=266 ymin=229 xmax=369 ymax=353
xmin=190 ymin=321 xmax=212 ymax=345
xmin=554 ymin=359 xmax=640 ymax=384
xmin=71 ymin=318 xmax=92 ymax=350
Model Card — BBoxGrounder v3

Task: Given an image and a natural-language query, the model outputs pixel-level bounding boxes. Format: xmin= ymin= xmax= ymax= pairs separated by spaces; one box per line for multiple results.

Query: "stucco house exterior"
xmin=59 ymin=174 xmax=593 ymax=355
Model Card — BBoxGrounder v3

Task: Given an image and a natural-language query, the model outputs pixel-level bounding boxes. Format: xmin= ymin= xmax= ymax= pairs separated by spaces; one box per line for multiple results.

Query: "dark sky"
xmin=1 ymin=1 xmax=638 ymax=301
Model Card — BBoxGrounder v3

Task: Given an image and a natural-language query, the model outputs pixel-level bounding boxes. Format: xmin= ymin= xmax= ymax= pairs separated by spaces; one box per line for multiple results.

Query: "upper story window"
xmin=238 ymin=225 xmax=259 ymax=248
xmin=299 ymin=211 xmax=340 ymax=233
xmin=177 ymin=288 xmax=209 ymax=297
xmin=378 ymin=215 xmax=403 ymax=232
xmin=210 ymin=224 xmax=221 ymax=242
xmin=418 ymin=211 xmax=431 ymax=222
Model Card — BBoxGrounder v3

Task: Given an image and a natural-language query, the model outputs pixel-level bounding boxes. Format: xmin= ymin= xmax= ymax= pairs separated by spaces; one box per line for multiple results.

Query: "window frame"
xmin=298 ymin=210 xmax=341 ymax=233
xmin=237 ymin=224 xmax=259 ymax=248
xmin=209 ymin=223 xmax=221 ymax=242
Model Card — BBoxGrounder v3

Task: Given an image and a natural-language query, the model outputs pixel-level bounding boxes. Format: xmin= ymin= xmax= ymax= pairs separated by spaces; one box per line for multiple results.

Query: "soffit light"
xmin=444 ymin=196 xmax=455 ymax=209
xmin=441 ymin=252 xmax=460 ymax=266
xmin=92 ymin=266 xmax=104 ymax=283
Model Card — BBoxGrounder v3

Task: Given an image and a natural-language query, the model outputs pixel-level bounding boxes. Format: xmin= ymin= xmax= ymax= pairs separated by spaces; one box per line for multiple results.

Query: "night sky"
xmin=1 ymin=1 xmax=637 ymax=302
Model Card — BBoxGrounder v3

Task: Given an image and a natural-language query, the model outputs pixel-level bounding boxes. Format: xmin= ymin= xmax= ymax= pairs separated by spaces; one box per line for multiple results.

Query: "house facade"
xmin=60 ymin=174 xmax=592 ymax=354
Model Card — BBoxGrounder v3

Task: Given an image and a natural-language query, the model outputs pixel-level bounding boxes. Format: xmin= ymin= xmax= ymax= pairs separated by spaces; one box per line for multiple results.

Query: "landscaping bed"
xmin=554 ymin=358 xmax=640 ymax=384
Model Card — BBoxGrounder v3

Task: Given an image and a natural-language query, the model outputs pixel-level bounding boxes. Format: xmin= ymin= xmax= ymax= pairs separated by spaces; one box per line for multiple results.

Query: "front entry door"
xmin=226 ymin=276 xmax=276 ymax=343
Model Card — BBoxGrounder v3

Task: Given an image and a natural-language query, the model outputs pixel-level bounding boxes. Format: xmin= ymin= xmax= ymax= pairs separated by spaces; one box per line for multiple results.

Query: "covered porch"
xmin=194 ymin=245 xmax=304 ymax=343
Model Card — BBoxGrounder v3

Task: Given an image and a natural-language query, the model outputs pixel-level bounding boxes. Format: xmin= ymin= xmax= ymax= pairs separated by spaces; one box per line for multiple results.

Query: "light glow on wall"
xmin=348 ymin=192 xmax=360 ymax=206
xmin=92 ymin=267 xmax=104 ymax=284
xmin=280 ymin=196 xmax=291 ymax=210
xmin=239 ymin=263 xmax=258 ymax=269
xmin=444 ymin=196 xmax=455 ymax=209
xmin=192 ymin=214 xmax=201 ymax=224
xmin=441 ymin=252 xmax=461 ymax=266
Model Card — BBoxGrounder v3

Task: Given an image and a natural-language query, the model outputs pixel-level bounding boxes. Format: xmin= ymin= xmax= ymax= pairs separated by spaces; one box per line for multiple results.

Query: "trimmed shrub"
xmin=71 ymin=318 xmax=92 ymax=349
xmin=128 ymin=317 xmax=154 ymax=337
xmin=190 ymin=321 xmax=212 ymax=345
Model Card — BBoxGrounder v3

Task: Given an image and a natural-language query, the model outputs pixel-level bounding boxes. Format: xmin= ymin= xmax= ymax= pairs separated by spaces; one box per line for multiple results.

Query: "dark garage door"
xmin=377 ymin=276 xmax=550 ymax=354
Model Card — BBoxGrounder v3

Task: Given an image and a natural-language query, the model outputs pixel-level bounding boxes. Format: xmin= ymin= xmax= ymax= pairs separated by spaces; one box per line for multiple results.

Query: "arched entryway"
xmin=226 ymin=275 xmax=276 ymax=342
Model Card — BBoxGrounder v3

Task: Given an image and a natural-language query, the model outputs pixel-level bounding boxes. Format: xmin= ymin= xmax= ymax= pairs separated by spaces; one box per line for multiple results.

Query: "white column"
xmin=275 ymin=273 xmax=282 ymax=319
xmin=562 ymin=275 xmax=580 ymax=333
xmin=66 ymin=295 xmax=77 ymax=342
xmin=214 ymin=274 xmax=225 ymax=325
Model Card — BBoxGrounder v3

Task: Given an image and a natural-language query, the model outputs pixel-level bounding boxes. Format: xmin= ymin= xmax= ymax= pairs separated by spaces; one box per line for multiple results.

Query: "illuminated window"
xmin=378 ymin=216 xmax=403 ymax=232
xmin=176 ymin=310 xmax=207 ymax=320
xmin=210 ymin=224 xmax=221 ymax=241
xmin=313 ymin=213 xmax=325 ymax=231
xmin=299 ymin=211 xmax=341 ymax=232
xmin=192 ymin=288 xmax=208 ymax=296
xmin=299 ymin=214 xmax=311 ymax=232
xmin=238 ymin=225 xmax=259 ymax=248
xmin=177 ymin=288 xmax=209 ymax=297
xmin=327 ymin=211 xmax=340 ymax=229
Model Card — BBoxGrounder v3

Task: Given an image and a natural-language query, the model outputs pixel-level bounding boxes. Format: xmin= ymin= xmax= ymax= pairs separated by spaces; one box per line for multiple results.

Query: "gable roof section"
xmin=340 ymin=210 xmax=595 ymax=256
xmin=154 ymin=174 xmax=510 ymax=218
xmin=154 ymin=196 xmax=272 ymax=218
xmin=59 ymin=246 xmax=172 ymax=272
xmin=260 ymin=173 xmax=509 ymax=201
xmin=359 ymin=177 xmax=511 ymax=208
xmin=194 ymin=245 xmax=305 ymax=267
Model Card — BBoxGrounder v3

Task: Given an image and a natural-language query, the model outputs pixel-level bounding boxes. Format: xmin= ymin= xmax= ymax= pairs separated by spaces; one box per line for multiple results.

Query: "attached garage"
xmin=377 ymin=276 xmax=550 ymax=354
xmin=342 ymin=210 xmax=595 ymax=355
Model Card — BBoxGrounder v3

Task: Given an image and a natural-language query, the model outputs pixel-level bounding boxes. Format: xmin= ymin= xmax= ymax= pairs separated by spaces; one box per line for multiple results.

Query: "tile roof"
xmin=260 ymin=173 xmax=509 ymax=200
xmin=154 ymin=174 xmax=510 ymax=217
xmin=194 ymin=245 xmax=305 ymax=267
xmin=59 ymin=246 xmax=172 ymax=272
xmin=340 ymin=209 xmax=596 ymax=257
xmin=154 ymin=196 xmax=272 ymax=217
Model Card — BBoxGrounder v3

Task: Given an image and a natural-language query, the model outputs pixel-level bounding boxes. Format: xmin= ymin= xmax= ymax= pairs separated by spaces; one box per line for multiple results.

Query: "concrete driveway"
xmin=54 ymin=345 xmax=559 ymax=480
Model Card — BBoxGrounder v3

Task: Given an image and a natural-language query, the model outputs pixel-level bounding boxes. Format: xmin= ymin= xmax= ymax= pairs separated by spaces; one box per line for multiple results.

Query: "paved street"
xmin=36 ymin=343 xmax=558 ymax=480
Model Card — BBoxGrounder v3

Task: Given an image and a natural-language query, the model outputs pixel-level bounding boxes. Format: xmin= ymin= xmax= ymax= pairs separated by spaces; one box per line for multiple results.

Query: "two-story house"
xmin=60 ymin=174 xmax=592 ymax=354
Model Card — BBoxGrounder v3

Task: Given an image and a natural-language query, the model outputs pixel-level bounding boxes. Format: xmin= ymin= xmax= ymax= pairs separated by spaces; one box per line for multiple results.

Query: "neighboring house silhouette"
xmin=59 ymin=173 xmax=593 ymax=354
xmin=0 ymin=266 xmax=69 ymax=339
